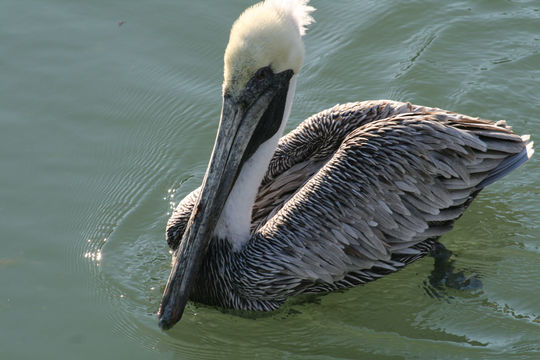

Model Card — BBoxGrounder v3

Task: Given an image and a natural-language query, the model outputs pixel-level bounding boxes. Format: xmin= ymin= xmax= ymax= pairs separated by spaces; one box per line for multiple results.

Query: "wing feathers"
xmin=249 ymin=101 xmax=532 ymax=295
xmin=166 ymin=100 xmax=532 ymax=302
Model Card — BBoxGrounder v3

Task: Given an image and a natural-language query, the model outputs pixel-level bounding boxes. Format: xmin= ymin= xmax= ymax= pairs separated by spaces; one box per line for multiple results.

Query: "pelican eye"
xmin=254 ymin=66 xmax=273 ymax=82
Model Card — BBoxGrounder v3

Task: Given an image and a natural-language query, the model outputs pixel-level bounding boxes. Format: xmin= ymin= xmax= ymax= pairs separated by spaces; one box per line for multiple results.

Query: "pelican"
xmin=158 ymin=0 xmax=534 ymax=330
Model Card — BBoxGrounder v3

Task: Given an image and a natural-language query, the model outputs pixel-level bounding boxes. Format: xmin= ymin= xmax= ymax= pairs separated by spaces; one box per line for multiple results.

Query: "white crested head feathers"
xmin=223 ymin=0 xmax=315 ymax=97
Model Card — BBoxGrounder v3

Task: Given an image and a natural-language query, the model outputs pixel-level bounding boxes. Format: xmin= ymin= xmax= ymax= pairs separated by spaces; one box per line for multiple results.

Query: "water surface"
xmin=2 ymin=0 xmax=539 ymax=359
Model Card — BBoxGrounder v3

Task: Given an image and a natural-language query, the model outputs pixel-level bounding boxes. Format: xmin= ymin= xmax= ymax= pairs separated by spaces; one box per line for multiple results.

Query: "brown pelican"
xmin=158 ymin=0 xmax=534 ymax=329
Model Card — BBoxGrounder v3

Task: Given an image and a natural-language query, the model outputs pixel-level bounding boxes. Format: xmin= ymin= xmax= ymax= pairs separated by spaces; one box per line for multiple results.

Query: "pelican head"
xmin=223 ymin=0 xmax=314 ymax=98
xmin=158 ymin=0 xmax=315 ymax=329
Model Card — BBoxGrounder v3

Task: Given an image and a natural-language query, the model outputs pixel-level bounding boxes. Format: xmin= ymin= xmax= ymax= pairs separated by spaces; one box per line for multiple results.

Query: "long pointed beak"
xmin=158 ymin=70 xmax=293 ymax=330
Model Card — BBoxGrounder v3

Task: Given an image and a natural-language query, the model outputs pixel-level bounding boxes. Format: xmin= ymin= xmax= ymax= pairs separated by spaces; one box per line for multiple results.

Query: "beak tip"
xmin=157 ymin=300 xmax=185 ymax=330
xmin=158 ymin=317 xmax=173 ymax=330
xmin=157 ymin=309 xmax=178 ymax=330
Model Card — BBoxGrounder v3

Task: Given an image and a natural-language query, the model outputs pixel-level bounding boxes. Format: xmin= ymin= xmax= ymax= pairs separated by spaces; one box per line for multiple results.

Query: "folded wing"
xmin=244 ymin=110 xmax=532 ymax=296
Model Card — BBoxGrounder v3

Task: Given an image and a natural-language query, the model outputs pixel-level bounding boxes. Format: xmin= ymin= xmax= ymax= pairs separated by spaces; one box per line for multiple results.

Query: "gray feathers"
xmin=166 ymin=100 xmax=533 ymax=311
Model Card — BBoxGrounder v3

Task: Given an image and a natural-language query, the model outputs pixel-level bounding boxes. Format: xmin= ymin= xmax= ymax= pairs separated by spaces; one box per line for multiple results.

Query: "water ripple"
xmin=69 ymin=0 xmax=540 ymax=358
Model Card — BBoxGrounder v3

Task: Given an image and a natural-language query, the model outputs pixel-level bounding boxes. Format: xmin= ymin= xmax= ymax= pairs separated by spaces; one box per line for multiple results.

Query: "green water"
xmin=2 ymin=0 xmax=539 ymax=359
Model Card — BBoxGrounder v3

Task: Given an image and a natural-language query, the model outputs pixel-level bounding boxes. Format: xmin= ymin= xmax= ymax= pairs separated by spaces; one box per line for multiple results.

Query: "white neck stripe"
xmin=215 ymin=75 xmax=297 ymax=250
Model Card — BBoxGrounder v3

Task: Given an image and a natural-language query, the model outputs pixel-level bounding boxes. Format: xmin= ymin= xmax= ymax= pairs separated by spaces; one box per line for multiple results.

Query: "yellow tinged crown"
xmin=223 ymin=0 xmax=315 ymax=98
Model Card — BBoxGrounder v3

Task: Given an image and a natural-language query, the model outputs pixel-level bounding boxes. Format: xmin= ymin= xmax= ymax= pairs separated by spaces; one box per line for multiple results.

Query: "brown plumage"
xmin=166 ymin=100 xmax=533 ymax=311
